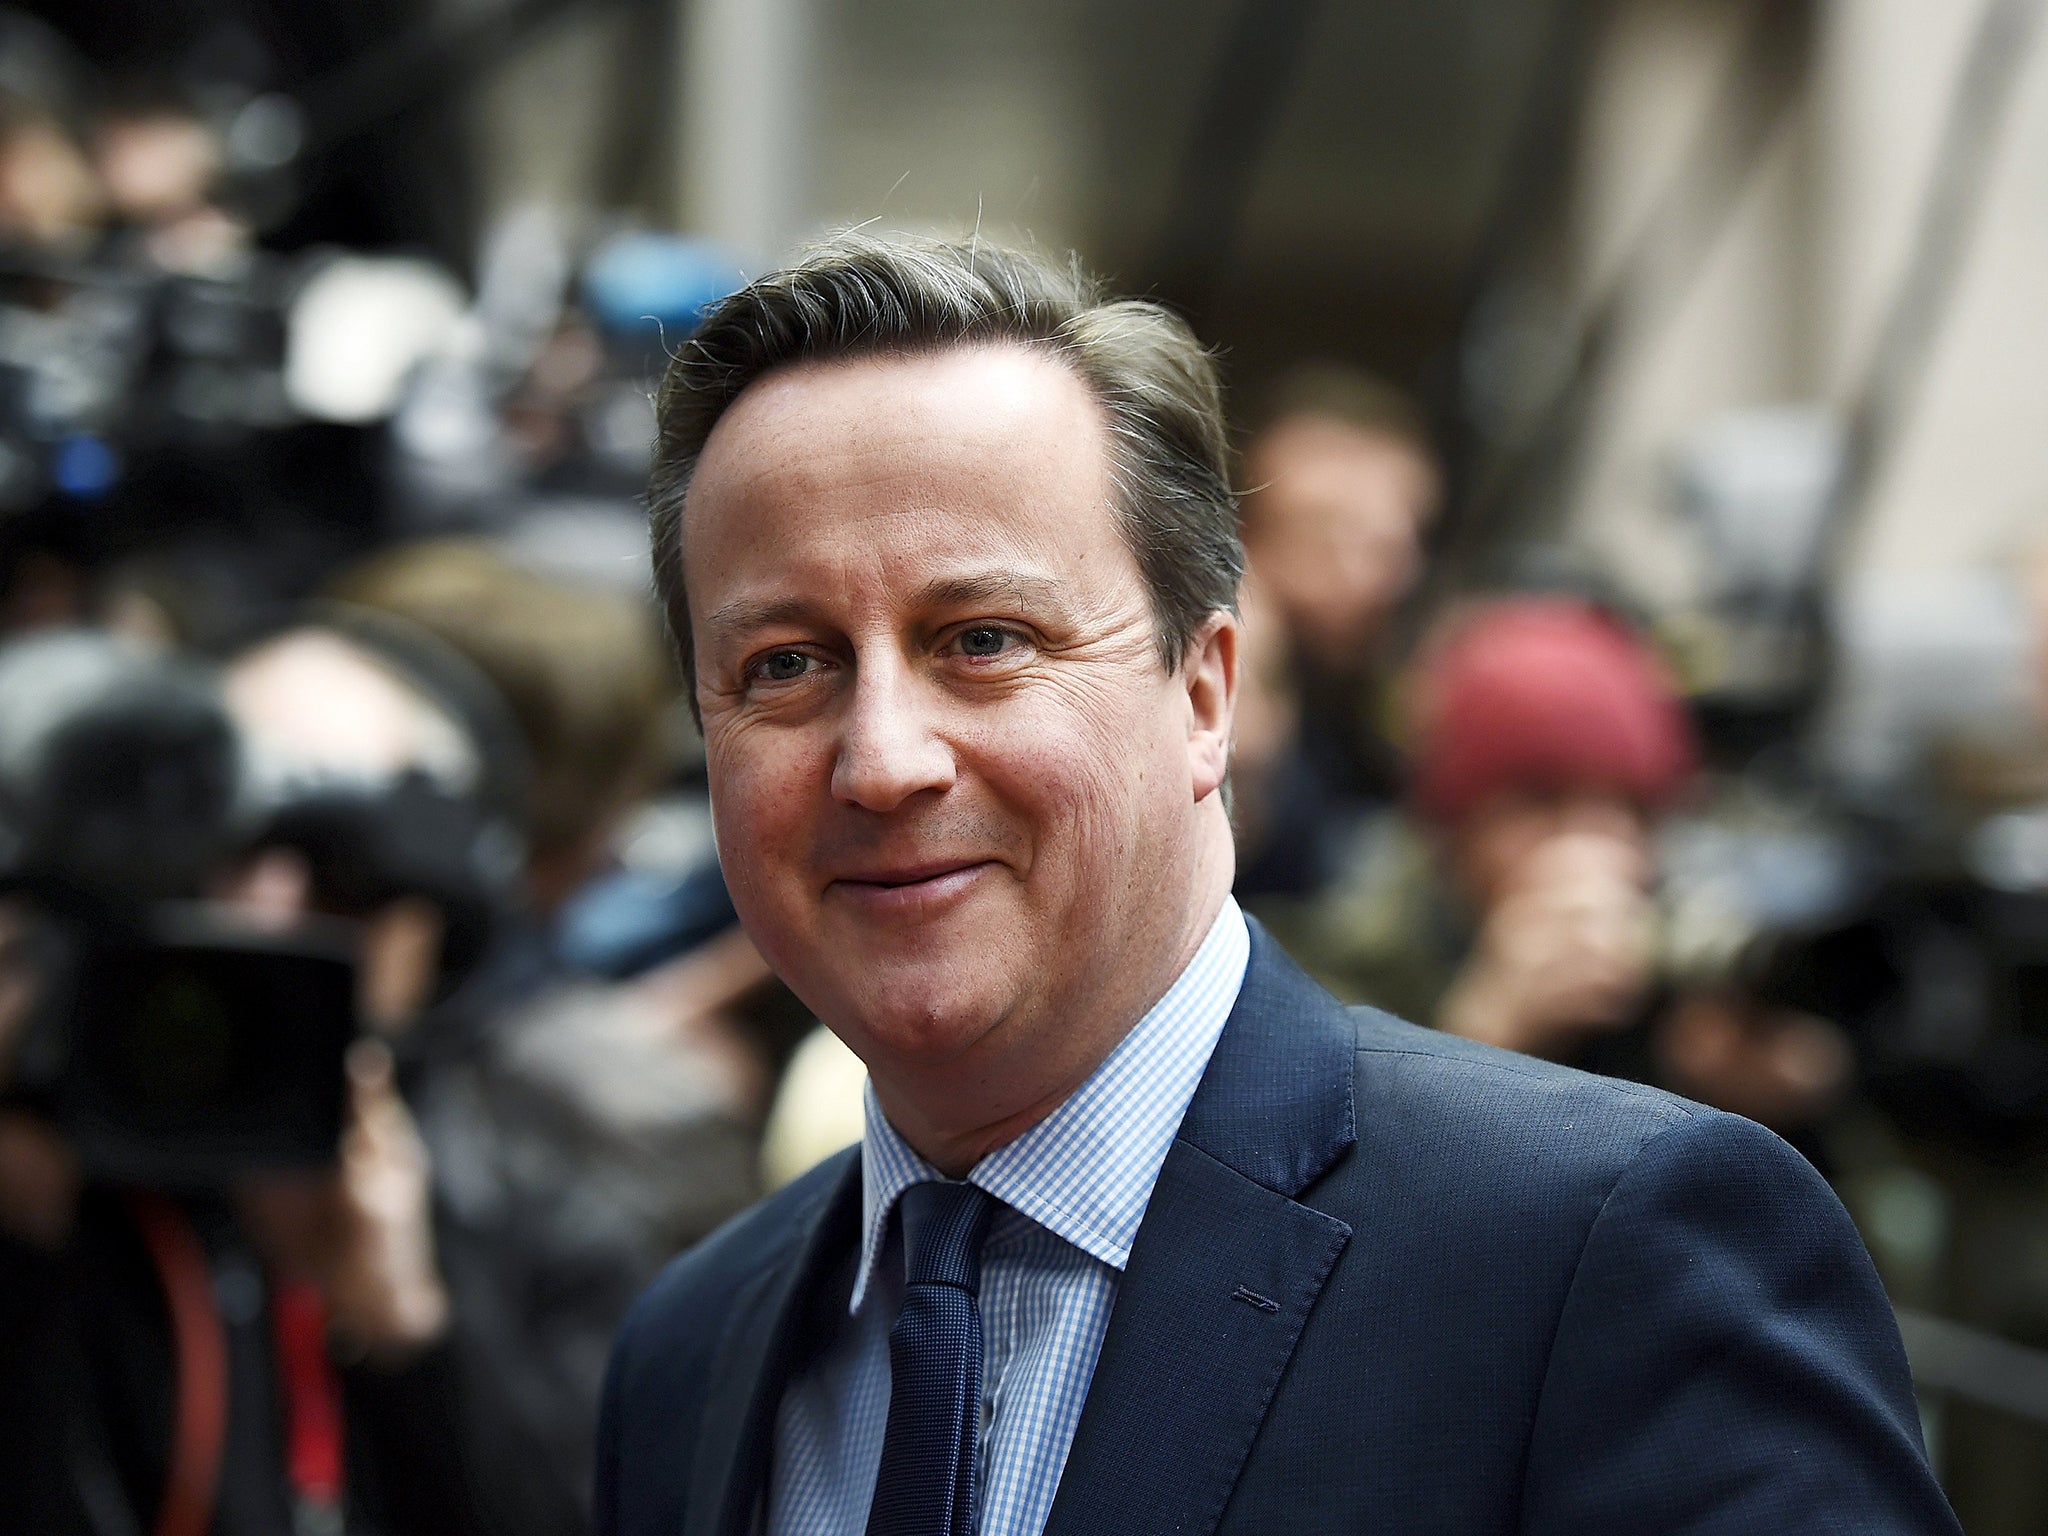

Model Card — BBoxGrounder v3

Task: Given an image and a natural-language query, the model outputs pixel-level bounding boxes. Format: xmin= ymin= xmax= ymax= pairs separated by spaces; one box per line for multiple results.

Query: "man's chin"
xmin=829 ymin=983 xmax=1013 ymax=1072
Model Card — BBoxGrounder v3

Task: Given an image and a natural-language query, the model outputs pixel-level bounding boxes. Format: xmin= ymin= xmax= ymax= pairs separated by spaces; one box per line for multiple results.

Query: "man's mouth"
xmin=826 ymin=859 xmax=996 ymax=912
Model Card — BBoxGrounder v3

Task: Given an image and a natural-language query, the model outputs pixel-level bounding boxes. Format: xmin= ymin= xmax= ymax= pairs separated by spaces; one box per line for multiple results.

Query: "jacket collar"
xmin=1041 ymin=916 xmax=1359 ymax=1536
xmin=850 ymin=898 xmax=1251 ymax=1309
xmin=1175 ymin=914 xmax=1359 ymax=1196
xmin=688 ymin=915 xmax=1357 ymax=1536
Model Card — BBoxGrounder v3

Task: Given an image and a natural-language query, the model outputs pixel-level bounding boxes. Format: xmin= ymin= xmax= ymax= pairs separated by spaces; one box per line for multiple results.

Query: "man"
xmin=1238 ymin=366 xmax=1440 ymax=809
xmin=1254 ymin=595 xmax=1851 ymax=1141
xmin=0 ymin=630 xmax=477 ymax=1536
xmin=596 ymin=235 xmax=1957 ymax=1536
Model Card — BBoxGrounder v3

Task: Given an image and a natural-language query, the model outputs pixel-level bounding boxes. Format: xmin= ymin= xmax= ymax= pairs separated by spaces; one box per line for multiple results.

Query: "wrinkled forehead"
xmin=680 ymin=345 xmax=1125 ymax=611
xmin=692 ymin=343 xmax=1110 ymax=506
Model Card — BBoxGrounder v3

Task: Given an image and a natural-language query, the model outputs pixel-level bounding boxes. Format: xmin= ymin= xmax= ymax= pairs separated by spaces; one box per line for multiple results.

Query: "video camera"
xmin=0 ymin=627 xmax=512 ymax=1188
xmin=0 ymin=247 xmax=295 ymax=516
xmin=1740 ymin=809 xmax=2048 ymax=1158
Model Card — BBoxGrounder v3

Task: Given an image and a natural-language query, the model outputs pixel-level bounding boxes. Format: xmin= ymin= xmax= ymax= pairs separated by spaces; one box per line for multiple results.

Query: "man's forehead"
xmin=695 ymin=342 xmax=1105 ymax=480
xmin=681 ymin=343 xmax=1127 ymax=616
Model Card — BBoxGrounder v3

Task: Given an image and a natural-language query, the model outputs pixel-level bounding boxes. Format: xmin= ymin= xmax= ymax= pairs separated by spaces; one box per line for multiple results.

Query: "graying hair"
xmin=646 ymin=232 xmax=1242 ymax=691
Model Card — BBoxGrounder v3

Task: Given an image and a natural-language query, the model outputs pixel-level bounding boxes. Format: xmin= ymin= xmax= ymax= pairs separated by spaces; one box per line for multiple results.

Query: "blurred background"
xmin=0 ymin=0 xmax=2044 ymax=1532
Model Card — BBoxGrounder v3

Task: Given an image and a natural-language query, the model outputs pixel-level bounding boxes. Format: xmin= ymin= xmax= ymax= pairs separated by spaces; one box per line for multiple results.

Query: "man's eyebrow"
xmin=702 ymin=596 xmax=824 ymax=639
xmin=913 ymin=571 xmax=1073 ymax=615
xmin=707 ymin=574 xmax=1076 ymax=638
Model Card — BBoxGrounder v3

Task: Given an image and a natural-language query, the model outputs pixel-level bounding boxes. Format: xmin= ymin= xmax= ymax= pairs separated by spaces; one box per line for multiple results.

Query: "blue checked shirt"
xmin=766 ymin=898 xmax=1250 ymax=1536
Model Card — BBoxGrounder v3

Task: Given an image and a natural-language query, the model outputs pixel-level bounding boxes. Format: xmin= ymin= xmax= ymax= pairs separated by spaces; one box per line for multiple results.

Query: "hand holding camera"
xmin=238 ymin=1039 xmax=448 ymax=1361
xmin=1440 ymin=828 xmax=1658 ymax=1057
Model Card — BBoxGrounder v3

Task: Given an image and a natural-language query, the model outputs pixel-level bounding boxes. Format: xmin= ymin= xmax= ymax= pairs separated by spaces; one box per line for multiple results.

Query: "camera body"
xmin=1739 ymin=814 xmax=2048 ymax=1156
xmin=16 ymin=895 xmax=357 ymax=1187
xmin=0 ymin=631 xmax=365 ymax=1188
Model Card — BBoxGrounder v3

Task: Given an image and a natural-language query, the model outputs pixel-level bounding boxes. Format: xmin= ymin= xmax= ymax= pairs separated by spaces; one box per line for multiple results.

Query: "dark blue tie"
xmin=865 ymin=1180 xmax=997 ymax=1536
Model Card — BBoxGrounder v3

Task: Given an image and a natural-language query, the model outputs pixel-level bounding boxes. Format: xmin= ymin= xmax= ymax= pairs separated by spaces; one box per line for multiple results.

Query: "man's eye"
xmin=955 ymin=626 xmax=1017 ymax=658
xmin=754 ymin=650 xmax=814 ymax=683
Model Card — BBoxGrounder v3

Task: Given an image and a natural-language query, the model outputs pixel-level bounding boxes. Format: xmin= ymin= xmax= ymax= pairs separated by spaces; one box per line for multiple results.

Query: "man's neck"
xmin=869 ymin=860 xmax=1235 ymax=1178
xmin=877 ymin=1081 xmax=1094 ymax=1179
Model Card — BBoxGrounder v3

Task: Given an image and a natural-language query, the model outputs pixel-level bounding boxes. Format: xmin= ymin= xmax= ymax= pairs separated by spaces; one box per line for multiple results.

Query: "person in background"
xmin=325 ymin=540 xmax=676 ymax=924
xmin=1237 ymin=365 xmax=1441 ymax=813
xmin=90 ymin=82 xmax=249 ymax=276
xmin=1248 ymin=598 xmax=1687 ymax=1052
xmin=1416 ymin=598 xmax=1692 ymax=1063
xmin=1261 ymin=596 xmax=1851 ymax=1134
xmin=225 ymin=608 xmax=762 ymax=1535
xmin=0 ymin=86 xmax=102 ymax=256
xmin=0 ymin=936 xmax=485 ymax=1536
xmin=326 ymin=535 xmax=798 ymax=1049
xmin=0 ymin=630 xmax=482 ymax=1536
xmin=327 ymin=535 xmax=804 ymax=1080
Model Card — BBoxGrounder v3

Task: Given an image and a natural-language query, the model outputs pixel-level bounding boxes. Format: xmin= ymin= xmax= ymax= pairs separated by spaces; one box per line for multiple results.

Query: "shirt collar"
xmin=852 ymin=897 xmax=1249 ymax=1314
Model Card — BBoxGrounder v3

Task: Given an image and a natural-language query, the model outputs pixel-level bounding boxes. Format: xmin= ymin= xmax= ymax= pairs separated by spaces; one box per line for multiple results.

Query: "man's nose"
xmin=830 ymin=658 xmax=956 ymax=812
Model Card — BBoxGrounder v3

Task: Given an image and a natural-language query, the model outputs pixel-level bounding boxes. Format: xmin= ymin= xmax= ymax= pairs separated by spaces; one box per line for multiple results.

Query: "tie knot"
xmin=897 ymin=1180 xmax=995 ymax=1292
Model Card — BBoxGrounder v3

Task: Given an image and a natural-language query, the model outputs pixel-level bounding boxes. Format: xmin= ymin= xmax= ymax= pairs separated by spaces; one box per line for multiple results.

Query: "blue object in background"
xmin=581 ymin=233 xmax=746 ymax=343
xmin=52 ymin=434 xmax=119 ymax=500
xmin=554 ymin=855 xmax=739 ymax=979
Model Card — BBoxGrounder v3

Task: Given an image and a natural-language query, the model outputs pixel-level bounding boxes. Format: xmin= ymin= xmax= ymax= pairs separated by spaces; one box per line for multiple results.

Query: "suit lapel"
xmin=686 ymin=1152 xmax=862 ymax=1536
xmin=1043 ymin=921 xmax=1358 ymax=1536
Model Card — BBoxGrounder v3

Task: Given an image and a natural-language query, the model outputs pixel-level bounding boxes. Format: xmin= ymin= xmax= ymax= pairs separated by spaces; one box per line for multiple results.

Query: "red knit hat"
xmin=1409 ymin=598 xmax=1698 ymax=825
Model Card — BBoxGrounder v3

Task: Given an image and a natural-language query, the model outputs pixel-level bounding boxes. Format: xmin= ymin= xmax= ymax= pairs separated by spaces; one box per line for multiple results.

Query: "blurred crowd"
xmin=0 ymin=21 xmax=793 ymax=1535
xmin=0 ymin=9 xmax=2046 ymax=1536
xmin=1228 ymin=372 xmax=2048 ymax=1530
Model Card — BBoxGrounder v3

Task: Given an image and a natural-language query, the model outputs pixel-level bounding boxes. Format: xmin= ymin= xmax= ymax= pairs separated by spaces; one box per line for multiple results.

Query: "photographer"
xmin=1237 ymin=366 xmax=1442 ymax=814
xmin=1255 ymin=597 xmax=1853 ymax=1138
xmin=0 ymin=628 xmax=478 ymax=1536
xmin=224 ymin=602 xmax=762 ymax=1535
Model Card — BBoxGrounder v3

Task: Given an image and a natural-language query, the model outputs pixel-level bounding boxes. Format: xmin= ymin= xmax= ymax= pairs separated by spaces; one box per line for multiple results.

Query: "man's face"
xmin=1244 ymin=416 xmax=1438 ymax=659
xmin=683 ymin=344 xmax=1234 ymax=1097
xmin=1448 ymin=788 xmax=1652 ymax=913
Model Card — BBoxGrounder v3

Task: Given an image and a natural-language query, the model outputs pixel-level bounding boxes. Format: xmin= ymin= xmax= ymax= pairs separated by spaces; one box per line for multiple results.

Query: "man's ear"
xmin=1182 ymin=609 xmax=1239 ymax=803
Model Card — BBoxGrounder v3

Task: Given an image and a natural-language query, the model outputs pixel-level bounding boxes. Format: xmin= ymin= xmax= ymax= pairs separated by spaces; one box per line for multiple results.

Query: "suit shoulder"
xmin=1340 ymin=1004 xmax=1726 ymax=1190
xmin=1318 ymin=1008 xmax=1850 ymax=1315
xmin=1349 ymin=1003 xmax=1696 ymax=1109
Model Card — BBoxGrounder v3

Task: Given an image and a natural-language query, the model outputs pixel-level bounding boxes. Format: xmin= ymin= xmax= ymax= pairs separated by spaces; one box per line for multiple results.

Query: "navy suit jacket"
xmin=595 ymin=921 xmax=1959 ymax=1535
